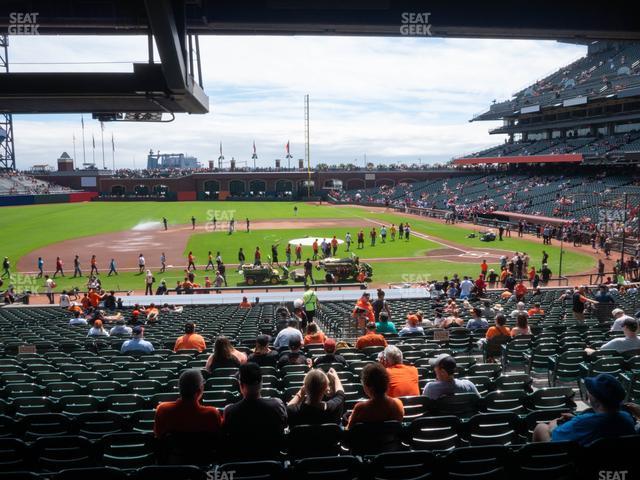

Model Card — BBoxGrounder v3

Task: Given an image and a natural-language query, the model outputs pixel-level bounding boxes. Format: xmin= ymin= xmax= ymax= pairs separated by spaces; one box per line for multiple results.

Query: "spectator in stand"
xmin=527 ymin=303 xmax=545 ymax=317
xmin=347 ymin=363 xmax=404 ymax=429
xmin=486 ymin=313 xmax=511 ymax=339
xmin=205 ymin=336 xmax=246 ymax=372
xmin=313 ymin=338 xmax=348 ymax=367
xmin=153 ymin=369 xmax=222 ymax=438
xmin=514 ymin=280 xmax=528 ymax=301
xmin=595 ymin=285 xmax=615 ymax=304
xmin=586 ymin=318 xmax=640 ymax=355
xmin=423 ymin=354 xmax=479 ymax=399
xmin=277 ymin=337 xmax=311 ymax=369
xmin=510 ymin=302 xmax=529 ymax=319
xmin=610 ymin=308 xmax=635 ymax=332
xmin=372 ymin=288 xmax=391 ymax=322
xmin=247 ymin=334 xmax=278 ymax=367
xmin=352 ymin=292 xmax=375 ymax=327
xmin=511 ymin=313 xmax=532 ymax=337
xmin=466 ymin=307 xmax=489 ymax=331
xmin=69 ymin=310 xmax=88 ymax=326
xmin=121 ymin=326 xmax=155 ymax=354
xmin=303 ymin=322 xmax=326 ymax=345
xmin=533 ymin=373 xmax=634 ymax=445
xmin=287 ymin=368 xmax=345 ymax=427
xmin=222 ymin=362 xmax=287 ymax=459
xmin=398 ymin=312 xmax=425 ymax=337
xmin=356 ymin=322 xmax=388 ymax=350
xmin=379 ymin=345 xmax=420 ymax=398
xmin=174 ymin=322 xmax=207 ymax=353
xmin=87 ymin=319 xmax=109 ymax=337
xmin=376 ymin=311 xmax=398 ymax=334
xmin=239 ymin=297 xmax=252 ymax=309
xmin=481 ymin=301 xmax=496 ymax=320
xmin=273 ymin=318 xmax=304 ymax=350
xmin=109 ymin=318 xmax=132 ymax=336
xmin=573 ymin=285 xmax=599 ymax=322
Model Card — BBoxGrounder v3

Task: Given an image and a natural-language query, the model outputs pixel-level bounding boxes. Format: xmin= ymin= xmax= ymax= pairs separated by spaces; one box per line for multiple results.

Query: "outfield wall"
xmin=0 ymin=192 xmax=98 ymax=207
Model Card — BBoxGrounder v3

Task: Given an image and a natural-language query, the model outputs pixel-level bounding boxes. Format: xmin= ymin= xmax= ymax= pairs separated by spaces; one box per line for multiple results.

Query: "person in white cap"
xmin=509 ymin=301 xmax=529 ymax=319
xmin=610 ymin=308 xmax=635 ymax=332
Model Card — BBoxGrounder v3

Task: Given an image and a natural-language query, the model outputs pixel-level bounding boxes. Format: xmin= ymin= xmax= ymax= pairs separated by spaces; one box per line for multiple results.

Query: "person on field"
xmin=53 ymin=256 xmax=64 ymax=278
xmin=2 ymin=257 xmax=10 ymax=278
xmin=36 ymin=257 xmax=44 ymax=278
xmin=73 ymin=255 xmax=82 ymax=277
xmin=145 ymin=270 xmax=155 ymax=295
xmin=108 ymin=258 xmax=118 ymax=276
xmin=138 ymin=253 xmax=145 ymax=274
xmin=90 ymin=255 xmax=98 ymax=275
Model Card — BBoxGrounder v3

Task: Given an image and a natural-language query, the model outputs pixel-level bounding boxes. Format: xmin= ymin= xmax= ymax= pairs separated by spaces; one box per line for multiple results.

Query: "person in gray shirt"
xmin=610 ymin=309 xmax=636 ymax=332
xmin=109 ymin=319 xmax=133 ymax=337
xmin=422 ymin=354 xmax=479 ymax=399
xmin=466 ymin=307 xmax=489 ymax=331
xmin=587 ymin=318 xmax=640 ymax=355
xmin=273 ymin=318 xmax=304 ymax=350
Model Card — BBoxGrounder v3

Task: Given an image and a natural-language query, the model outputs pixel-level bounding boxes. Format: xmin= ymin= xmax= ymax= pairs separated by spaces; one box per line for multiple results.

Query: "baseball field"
xmin=0 ymin=201 xmax=597 ymax=293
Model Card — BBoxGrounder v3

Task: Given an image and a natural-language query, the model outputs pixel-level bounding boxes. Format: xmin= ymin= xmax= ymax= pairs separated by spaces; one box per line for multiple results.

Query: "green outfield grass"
xmin=0 ymin=201 xmax=597 ymax=291
xmin=357 ymin=210 xmax=595 ymax=278
xmin=184 ymin=227 xmax=441 ymax=263
xmin=0 ymin=201 xmax=349 ymax=261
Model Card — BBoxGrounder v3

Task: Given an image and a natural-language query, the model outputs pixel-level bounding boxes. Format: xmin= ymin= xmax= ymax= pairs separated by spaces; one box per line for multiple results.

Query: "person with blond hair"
xmin=287 ymin=368 xmax=345 ymax=426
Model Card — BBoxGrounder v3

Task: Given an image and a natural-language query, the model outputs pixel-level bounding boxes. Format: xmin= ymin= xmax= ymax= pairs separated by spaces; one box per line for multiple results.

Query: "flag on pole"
xmin=286 ymin=141 xmax=290 ymax=155
xmin=92 ymin=135 xmax=95 ymax=149
xmin=81 ymin=115 xmax=84 ymax=128
xmin=253 ymin=140 xmax=256 ymax=155
xmin=111 ymin=133 xmax=115 ymax=151
xmin=219 ymin=142 xmax=223 ymax=155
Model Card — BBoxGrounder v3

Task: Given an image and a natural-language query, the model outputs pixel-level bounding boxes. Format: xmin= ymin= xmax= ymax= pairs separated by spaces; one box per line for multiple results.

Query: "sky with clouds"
xmin=7 ymin=35 xmax=585 ymax=170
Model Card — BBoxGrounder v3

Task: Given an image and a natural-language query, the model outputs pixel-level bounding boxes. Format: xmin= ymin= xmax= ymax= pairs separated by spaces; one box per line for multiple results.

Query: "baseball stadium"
xmin=0 ymin=1 xmax=640 ymax=479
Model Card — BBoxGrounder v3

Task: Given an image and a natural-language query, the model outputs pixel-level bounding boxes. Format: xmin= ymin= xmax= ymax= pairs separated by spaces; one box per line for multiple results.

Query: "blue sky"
xmin=7 ymin=35 xmax=585 ymax=169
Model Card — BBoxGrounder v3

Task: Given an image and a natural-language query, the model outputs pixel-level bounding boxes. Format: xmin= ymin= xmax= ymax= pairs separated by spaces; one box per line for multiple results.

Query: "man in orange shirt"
xmin=514 ymin=280 xmax=528 ymax=302
xmin=303 ymin=322 xmax=326 ymax=345
xmin=527 ymin=303 xmax=545 ymax=317
xmin=154 ymin=369 xmax=222 ymax=438
xmin=88 ymin=289 xmax=102 ymax=308
xmin=353 ymin=292 xmax=375 ymax=322
xmin=174 ymin=322 xmax=207 ymax=352
xmin=356 ymin=323 xmax=388 ymax=350
xmin=239 ymin=296 xmax=252 ymax=309
xmin=380 ymin=345 xmax=419 ymax=398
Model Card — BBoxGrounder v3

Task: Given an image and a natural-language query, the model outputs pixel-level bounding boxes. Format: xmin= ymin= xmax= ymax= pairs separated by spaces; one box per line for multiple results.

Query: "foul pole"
xmin=305 ymin=94 xmax=311 ymax=198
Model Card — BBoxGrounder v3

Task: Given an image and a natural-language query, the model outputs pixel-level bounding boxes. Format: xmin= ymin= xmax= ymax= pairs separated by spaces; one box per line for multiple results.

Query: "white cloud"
xmin=7 ymin=35 xmax=585 ymax=169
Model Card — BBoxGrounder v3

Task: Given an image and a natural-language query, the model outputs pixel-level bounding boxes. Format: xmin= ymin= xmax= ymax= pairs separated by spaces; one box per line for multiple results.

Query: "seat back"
xmin=370 ymin=450 xmax=436 ymax=480
xmin=408 ymin=416 xmax=460 ymax=451
xmin=346 ymin=421 xmax=403 ymax=456
xmin=288 ymin=424 xmax=342 ymax=458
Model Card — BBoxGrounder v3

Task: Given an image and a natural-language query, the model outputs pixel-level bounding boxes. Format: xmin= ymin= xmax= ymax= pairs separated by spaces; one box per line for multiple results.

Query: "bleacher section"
xmin=334 ymin=170 xmax=640 ymax=222
xmin=0 ymin=174 xmax=75 ymax=196
xmin=475 ymin=42 xmax=640 ymax=121
xmin=0 ymin=287 xmax=638 ymax=477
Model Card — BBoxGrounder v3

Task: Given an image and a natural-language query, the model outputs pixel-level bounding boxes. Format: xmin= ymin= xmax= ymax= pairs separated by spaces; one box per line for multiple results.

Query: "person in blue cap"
xmin=533 ymin=373 xmax=635 ymax=445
